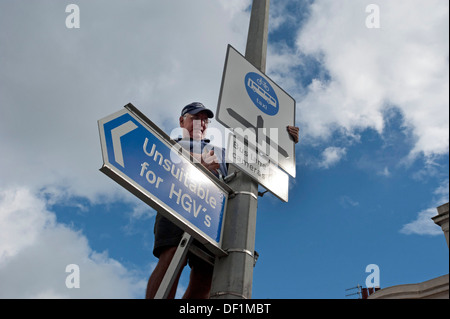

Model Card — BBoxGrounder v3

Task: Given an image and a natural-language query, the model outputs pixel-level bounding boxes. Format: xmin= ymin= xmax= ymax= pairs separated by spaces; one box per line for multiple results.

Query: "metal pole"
xmin=210 ymin=0 xmax=270 ymax=299
xmin=245 ymin=0 xmax=270 ymax=73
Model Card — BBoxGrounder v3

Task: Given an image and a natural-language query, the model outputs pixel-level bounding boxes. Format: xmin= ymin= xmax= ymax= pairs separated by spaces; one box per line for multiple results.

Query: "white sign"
xmin=217 ymin=45 xmax=296 ymax=178
xmin=226 ymin=133 xmax=289 ymax=202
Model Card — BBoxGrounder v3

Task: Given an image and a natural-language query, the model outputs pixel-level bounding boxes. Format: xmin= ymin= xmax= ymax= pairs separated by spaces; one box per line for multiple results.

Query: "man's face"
xmin=179 ymin=111 xmax=210 ymax=140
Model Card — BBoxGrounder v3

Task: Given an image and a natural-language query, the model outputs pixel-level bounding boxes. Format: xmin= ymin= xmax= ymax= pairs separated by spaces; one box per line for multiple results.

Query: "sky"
xmin=0 ymin=0 xmax=448 ymax=299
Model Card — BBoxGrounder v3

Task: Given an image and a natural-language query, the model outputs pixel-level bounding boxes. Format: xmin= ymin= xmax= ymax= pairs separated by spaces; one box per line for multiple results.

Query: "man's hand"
xmin=191 ymin=150 xmax=220 ymax=172
xmin=287 ymin=126 xmax=300 ymax=144
xmin=201 ymin=149 xmax=220 ymax=172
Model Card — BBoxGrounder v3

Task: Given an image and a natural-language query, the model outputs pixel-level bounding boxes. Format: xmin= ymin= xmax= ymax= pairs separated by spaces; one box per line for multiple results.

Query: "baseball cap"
xmin=181 ymin=102 xmax=214 ymax=118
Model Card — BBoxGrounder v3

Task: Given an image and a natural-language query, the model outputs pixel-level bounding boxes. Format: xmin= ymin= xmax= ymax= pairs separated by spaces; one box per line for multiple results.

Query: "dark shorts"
xmin=153 ymin=213 xmax=213 ymax=270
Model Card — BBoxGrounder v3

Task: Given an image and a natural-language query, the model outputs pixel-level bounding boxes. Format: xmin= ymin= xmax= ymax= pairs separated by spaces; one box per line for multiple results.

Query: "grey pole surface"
xmin=210 ymin=0 xmax=270 ymax=299
xmin=245 ymin=0 xmax=270 ymax=73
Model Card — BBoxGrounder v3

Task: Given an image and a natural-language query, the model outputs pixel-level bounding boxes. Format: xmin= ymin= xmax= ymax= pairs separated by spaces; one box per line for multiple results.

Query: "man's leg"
xmin=146 ymin=246 xmax=187 ymax=299
xmin=182 ymin=261 xmax=213 ymax=299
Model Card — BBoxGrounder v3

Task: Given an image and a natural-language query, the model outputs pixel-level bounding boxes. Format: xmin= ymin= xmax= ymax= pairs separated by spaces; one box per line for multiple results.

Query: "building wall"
xmin=368 ymin=274 xmax=449 ymax=299
xmin=368 ymin=203 xmax=449 ymax=299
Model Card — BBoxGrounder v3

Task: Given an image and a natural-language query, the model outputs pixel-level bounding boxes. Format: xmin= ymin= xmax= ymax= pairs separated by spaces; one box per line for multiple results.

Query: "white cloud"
xmin=0 ymin=0 xmax=253 ymax=299
xmin=339 ymin=195 xmax=360 ymax=208
xmin=271 ymin=0 xmax=449 ymax=158
xmin=0 ymin=0 xmax=250 ymax=202
xmin=400 ymin=207 xmax=442 ymax=236
xmin=400 ymin=179 xmax=449 ymax=236
xmin=319 ymin=147 xmax=347 ymax=169
xmin=0 ymin=188 xmax=52 ymax=260
xmin=122 ymin=201 xmax=157 ymax=235
xmin=434 ymin=180 xmax=450 ymax=202
xmin=378 ymin=166 xmax=391 ymax=177
xmin=2 ymin=1 xmax=447 ymax=205
xmin=0 ymin=1 xmax=253 ymax=298
xmin=0 ymin=187 xmax=145 ymax=298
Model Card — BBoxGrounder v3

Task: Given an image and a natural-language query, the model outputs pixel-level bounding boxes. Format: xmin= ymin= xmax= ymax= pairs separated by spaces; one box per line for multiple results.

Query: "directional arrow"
xmin=111 ymin=121 xmax=138 ymax=167
xmin=226 ymin=108 xmax=289 ymax=158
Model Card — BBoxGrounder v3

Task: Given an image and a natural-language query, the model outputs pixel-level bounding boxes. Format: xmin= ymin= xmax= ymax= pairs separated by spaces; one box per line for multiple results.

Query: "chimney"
xmin=361 ymin=288 xmax=369 ymax=299
xmin=362 ymin=287 xmax=380 ymax=299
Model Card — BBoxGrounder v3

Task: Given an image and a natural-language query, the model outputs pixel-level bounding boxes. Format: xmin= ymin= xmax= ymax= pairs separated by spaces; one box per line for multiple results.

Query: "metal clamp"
xmin=225 ymin=248 xmax=254 ymax=258
xmin=229 ymin=191 xmax=258 ymax=200
xmin=223 ymin=171 xmax=238 ymax=183
xmin=210 ymin=291 xmax=248 ymax=299
xmin=225 ymin=249 xmax=260 ymax=267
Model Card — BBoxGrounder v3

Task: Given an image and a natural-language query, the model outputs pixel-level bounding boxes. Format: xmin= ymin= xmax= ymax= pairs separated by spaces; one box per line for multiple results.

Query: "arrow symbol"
xmin=226 ymin=108 xmax=289 ymax=158
xmin=111 ymin=121 xmax=138 ymax=167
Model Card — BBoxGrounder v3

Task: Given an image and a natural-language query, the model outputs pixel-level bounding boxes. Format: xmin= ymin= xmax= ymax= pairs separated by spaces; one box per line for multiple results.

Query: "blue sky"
xmin=0 ymin=0 xmax=448 ymax=299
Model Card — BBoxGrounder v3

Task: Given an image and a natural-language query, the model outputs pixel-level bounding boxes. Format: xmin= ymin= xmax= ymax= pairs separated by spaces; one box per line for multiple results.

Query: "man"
xmin=146 ymin=102 xmax=299 ymax=299
xmin=146 ymin=102 xmax=225 ymax=299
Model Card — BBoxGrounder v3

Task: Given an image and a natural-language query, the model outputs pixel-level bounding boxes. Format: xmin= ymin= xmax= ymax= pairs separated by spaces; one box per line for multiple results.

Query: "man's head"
xmin=179 ymin=102 xmax=214 ymax=140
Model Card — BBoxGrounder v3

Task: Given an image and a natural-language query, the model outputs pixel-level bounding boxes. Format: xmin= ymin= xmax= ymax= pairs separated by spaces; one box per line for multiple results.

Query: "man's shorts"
xmin=153 ymin=213 xmax=213 ymax=270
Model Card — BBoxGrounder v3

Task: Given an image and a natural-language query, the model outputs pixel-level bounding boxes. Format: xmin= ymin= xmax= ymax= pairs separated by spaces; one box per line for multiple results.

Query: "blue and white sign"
xmin=245 ymin=72 xmax=279 ymax=116
xmin=98 ymin=104 xmax=229 ymax=256
xmin=217 ymin=45 xmax=296 ymax=179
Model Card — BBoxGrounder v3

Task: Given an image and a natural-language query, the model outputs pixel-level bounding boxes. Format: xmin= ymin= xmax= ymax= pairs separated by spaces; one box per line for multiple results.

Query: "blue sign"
xmin=98 ymin=106 xmax=228 ymax=254
xmin=245 ymin=72 xmax=279 ymax=116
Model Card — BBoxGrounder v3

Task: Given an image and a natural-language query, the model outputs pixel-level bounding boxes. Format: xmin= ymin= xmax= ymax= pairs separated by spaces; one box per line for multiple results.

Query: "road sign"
xmin=226 ymin=133 xmax=289 ymax=202
xmin=98 ymin=103 xmax=230 ymax=256
xmin=217 ymin=45 xmax=296 ymax=178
